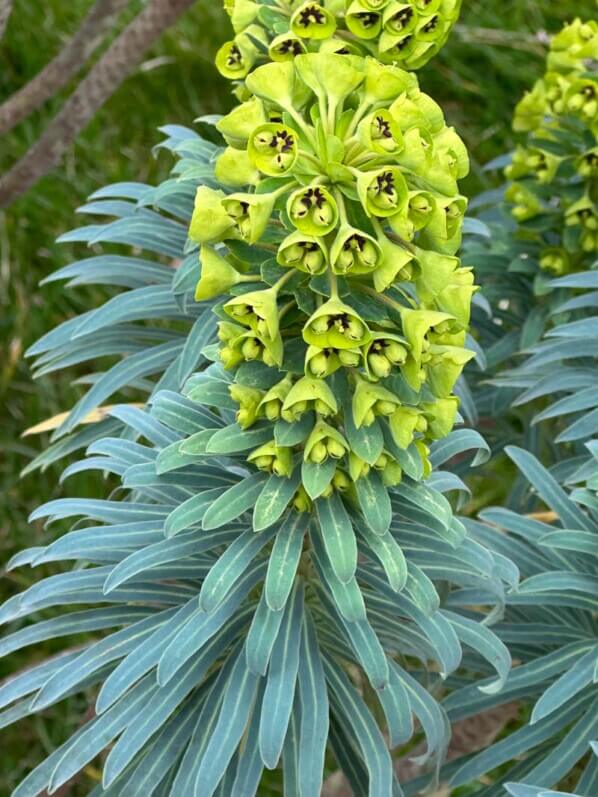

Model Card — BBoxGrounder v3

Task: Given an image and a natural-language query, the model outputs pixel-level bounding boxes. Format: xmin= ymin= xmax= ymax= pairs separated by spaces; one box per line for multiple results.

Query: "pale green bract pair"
xmin=189 ymin=50 xmax=475 ymax=511
xmin=218 ymin=0 xmax=463 ymax=78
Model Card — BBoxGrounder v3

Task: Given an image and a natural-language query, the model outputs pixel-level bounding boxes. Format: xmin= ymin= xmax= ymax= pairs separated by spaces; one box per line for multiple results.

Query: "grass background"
xmin=0 ymin=0 xmax=595 ymax=793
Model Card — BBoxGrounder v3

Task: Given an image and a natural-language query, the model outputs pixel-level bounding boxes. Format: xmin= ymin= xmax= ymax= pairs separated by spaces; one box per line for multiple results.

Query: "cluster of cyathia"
xmin=504 ymin=18 xmax=598 ymax=274
xmin=189 ymin=52 xmax=475 ymax=508
xmin=217 ymin=0 xmax=463 ymax=80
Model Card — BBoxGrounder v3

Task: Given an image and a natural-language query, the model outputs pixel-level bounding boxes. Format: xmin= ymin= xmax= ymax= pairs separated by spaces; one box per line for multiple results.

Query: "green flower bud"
xmin=338 ymin=349 xmax=362 ymax=367
xmin=293 ymin=485 xmax=312 ymax=512
xmin=359 ymin=109 xmax=404 ymax=155
xmin=548 ymin=19 xmax=598 ymax=72
xmin=364 ymin=333 xmax=408 ymax=380
xmin=306 ymin=346 xmax=339 ymax=378
xmin=346 ymin=2 xmax=383 ymax=40
xmin=291 ymin=2 xmax=337 ymax=40
xmin=407 ymin=190 xmax=437 ymax=230
xmin=269 ymin=33 xmax=307 ymax=62
xmin=218 ymin=321 xmax=246 ymax=369
xmin=215 ymin=147 xmax=260 ymax=187
xmin=389 ymin=405 xmax=422 ymax=449
xmin=195 ymin=246 xmax=248 ymax=303
xmin=577 ymin=148 xmax=598 ymax=180
xmin=330 ymin=225 xmax=382 ymax=275
xmin=422 ymin=396 xmax=459 ymax=440
xmin=288 ymin=185 xmax=339 ymax=236
xmin=374 ymin=453 xmax=389 ymax=470
xmin=248 ymin=441 xmax=294 ymax=477
xmin=332 ymin=469 xmax=351 ymax=492
xmin=358 ymin=167 xmax=408 ymax=218
xmin=565 ymin=79 xmax=598 ymax=122
xmin=277 ymin=231 xmax=328 ymax=275
xmin=310 ymin=441 xmax=328 ymax=464
xmin=189 ymin=186 xmax=235 ymax=244
xmin=565 ymin=196 xmax=596 ymax=229
xmin=222 ymin=192 xmax=277 ymax=244
xmin=419 ymin=195 xmax=467 ymax=255
xmin=230 ymin=383 xmax=265 ymax=429
xmin=216 ymin=98 xmax=268 ymax=149
xmin=304 ymin=420 xmax=348 ymax=463
xmin=304 ymin=298 xmax=371 ymax=350
xmin=414 ymin=439 xmax=432 ymax=479
xmin=426 ymin=344 xmax=475 ymax=398
xmin=257 ymin=376 xmax=293 ymax=421
xmin=349 ymin=452 xmax=371 ymax=481
xmin=433 ymin=126 xmax=470 ymax=181
xmin=539 ymin=247 xmax=571 ymax=276
xmin=248 ymin=123 xmax=299 ymax=176
xmin=241 ymin=336 xmax=262 ymax=361
xmin=512 ymin=83 xmax=546 ymax=133
xmin=368 ymin=353 xmax=392 ymax=379
xmin=382 ymin=458 xmax=403 ymax=486
xmin=505 ymin=183 xmax=543 ymax=222
xmin=224 ymin=287 xmax=280 ymax=339
xmin=352 ymin=377 xmax=400 ymax=428
xmin=581 ymin=230 xmax=598 ymax=253
xmin=235 ymin=328 xmax=284 ymax=368
xmin=282 ymin=375 xmax=338 ymax=421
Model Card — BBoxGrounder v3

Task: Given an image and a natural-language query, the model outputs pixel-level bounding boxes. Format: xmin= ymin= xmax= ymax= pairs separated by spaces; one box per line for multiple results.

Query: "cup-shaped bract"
xmin=248 ymin=122 xmax=299 ymax=176
xmin=287 ymin=185 xmax=339 ymax=236
xmin=195 ymin=245 xmax=246 ymax=301
xmin=303 ymin=298 xmax=371 ymax=351
xmin=291 ymin=2 xmax=338 ymax=40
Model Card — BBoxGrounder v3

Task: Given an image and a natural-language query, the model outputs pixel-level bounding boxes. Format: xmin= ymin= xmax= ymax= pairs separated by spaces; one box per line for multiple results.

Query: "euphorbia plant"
xmin=1 ymin=3 xmax=519 ymax=796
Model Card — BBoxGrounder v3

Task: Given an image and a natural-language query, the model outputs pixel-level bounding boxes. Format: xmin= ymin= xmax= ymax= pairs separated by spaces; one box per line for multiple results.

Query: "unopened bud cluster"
xmin=190 ymin=47 xmax=475 ymax=509
xmin=505 ymin=19 xmax=598 ymax=274
xmin=218 ymin=0 xmax=462 ymax=79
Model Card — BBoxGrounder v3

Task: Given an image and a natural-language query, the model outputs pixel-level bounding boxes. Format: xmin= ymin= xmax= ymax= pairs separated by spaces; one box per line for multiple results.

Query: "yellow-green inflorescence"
xmin=189 ymin=1 xmax=475 ymax=510
xmin=505 ymin=18 xmax=598 ymax=275
xmin=218 ymin=0 xmax=463 ymax=77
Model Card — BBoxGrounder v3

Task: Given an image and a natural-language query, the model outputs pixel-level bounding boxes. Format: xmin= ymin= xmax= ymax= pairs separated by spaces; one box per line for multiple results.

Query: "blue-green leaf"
xmin=202 ymin=473 xmax=268 ymax=530
xmin=259 ymin=581 xmax=304 ymax=769
xmin=265 ymin=512 xmax=309 ymax=611
xmin=315 ymin=494 xmax=357 ymax=584
xmin=253 ymin=471 xmax=302 ymax=532
xmin=355 ymin=471 xmax=391 ymax=535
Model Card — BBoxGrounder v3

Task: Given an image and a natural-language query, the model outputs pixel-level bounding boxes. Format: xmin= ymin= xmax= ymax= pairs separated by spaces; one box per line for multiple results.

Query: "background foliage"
xmin=0 ymin=0 xmax=596 ymax=794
